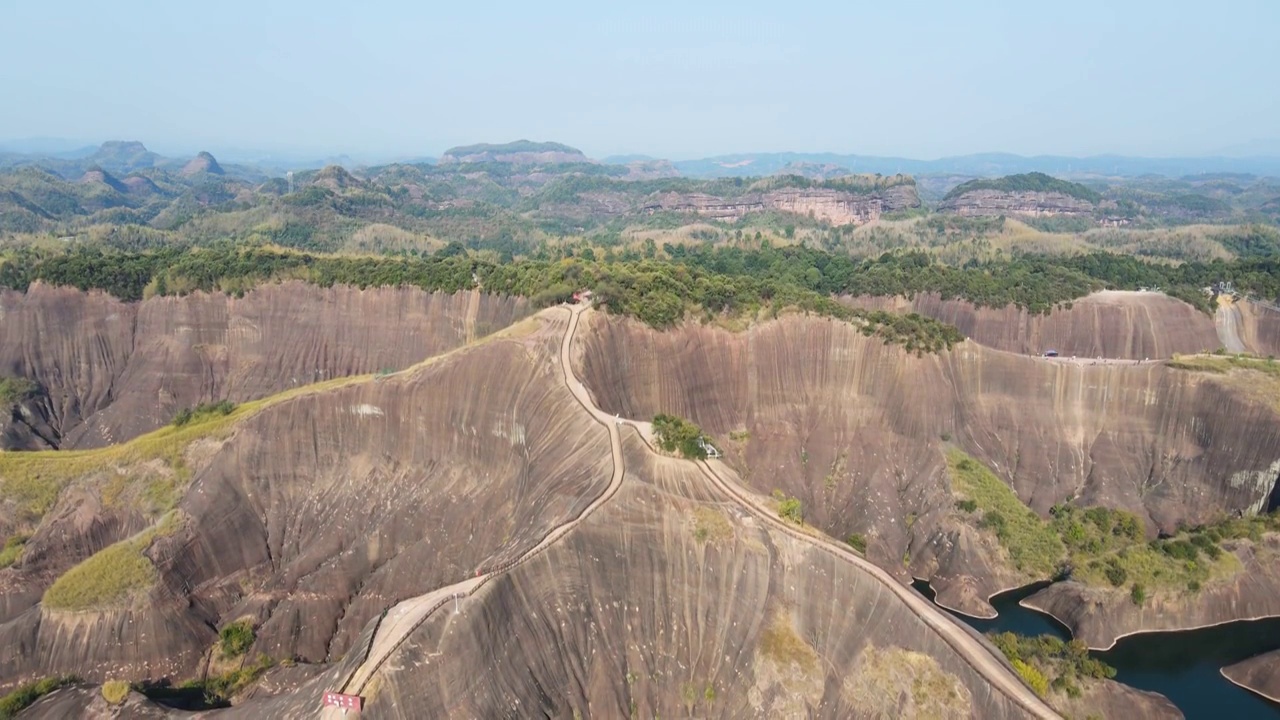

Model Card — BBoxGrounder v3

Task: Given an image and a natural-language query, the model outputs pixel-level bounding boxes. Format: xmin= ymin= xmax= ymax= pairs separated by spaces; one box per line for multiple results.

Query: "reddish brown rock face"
xmin=574 ymin=312 xmax=1280 ymax=614
xmin=0 ymin=283 xmax=530 ymax=450
xmin=643 ymin=183 xmax=920 ymax=226
xmin=1222 ymin=649 xmax=1280 ymax=704
xmin=0 ymin=313 xmax=610 ymax=687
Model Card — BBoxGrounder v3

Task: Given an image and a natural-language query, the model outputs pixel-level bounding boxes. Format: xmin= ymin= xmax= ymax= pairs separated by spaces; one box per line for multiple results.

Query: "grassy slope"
xmin=42 ymin=511 xmax=183 ymax=611
xmin=946 ymin=448 xmax=1065 ymax=577
xmin=946 ymin=448 xmax=1254 ymax=593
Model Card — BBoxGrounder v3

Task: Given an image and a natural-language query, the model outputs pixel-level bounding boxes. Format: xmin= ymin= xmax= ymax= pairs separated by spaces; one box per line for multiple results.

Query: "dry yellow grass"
xmin=843 ymin=644 xmax=972 ymax=719
xmin=1168 ymin=353 xmax=1280 ymax=413
xmin=691 ymin=506 xmax=734 ymax=544
xmin=100 ymin=680 xmax=130 ymax=705
xmin=759 ymin=610 xmax=818 ymax=673
xmin=42 ymin=511 xmax=185 ymax=612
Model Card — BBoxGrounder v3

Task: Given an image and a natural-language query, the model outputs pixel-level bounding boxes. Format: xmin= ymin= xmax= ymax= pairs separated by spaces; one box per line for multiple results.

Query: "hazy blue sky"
xmin=2 ymin=0 xmax=1277 ymax=160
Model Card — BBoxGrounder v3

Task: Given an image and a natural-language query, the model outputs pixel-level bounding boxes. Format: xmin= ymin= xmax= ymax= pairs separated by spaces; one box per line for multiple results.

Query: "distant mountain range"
xmin=3 ymin=139 xmax=1280 ymax=181
xmin=653 ymin=152 xmax=1280 ymax=179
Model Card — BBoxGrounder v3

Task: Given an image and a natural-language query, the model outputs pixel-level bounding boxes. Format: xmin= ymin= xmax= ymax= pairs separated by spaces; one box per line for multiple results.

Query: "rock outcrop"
xmin=178 ymin=151 xmax=224 ymax=177
xmin=1236 ymin=300 xmax=1280 ymax=358
xmin=848 ymin=290 xmax=1222 ymax=359
xmin=0 ymin=283 xmax=531 ymax=449
xmin=308 ymin=164 xmax=364 ymax=192
xmin=939 ymin=189 xmax=1096 ymax=216
xmin=644 ymin=182 xmax=920 ymax=226
xmin=1221 ymin=649 xmax=1280 ymax=703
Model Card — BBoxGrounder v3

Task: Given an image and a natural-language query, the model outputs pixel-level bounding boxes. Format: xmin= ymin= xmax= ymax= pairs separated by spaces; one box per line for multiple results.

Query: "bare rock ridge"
xmin=0 ymin=302 xmax=1196 ymax=718
xmin=0 ymin=282 xmax=531 ymax=450
xmin=1236 ymin=299 xmax=1280 ymax=358
xmin=1221 ymin=650 xmax=1280 ymax=704
xmin=231 ymin=407 xmax=1067 ymax=718
xmin=8 ymin=288 xmax=1279 ymax=716
xmin=573 ymin=312 xmax=1280 ymax=620
xmin=645 ymin=179 xmax=920 ymax=226
xmin=0 ymin=312 xmax=612 ymax=687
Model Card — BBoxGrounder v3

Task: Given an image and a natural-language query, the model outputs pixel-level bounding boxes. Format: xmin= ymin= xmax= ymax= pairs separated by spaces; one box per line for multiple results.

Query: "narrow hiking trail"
xmin=321 ymin=303 xmax=625 ymax=716
xmin=325 ymin=302 xmax=1060 ymax=719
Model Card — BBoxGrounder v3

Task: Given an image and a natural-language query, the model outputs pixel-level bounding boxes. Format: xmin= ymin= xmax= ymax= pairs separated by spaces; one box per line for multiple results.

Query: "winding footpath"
xmin=322 ymin=304 xmax=624 ymax=716
xmin=326 ymin=302 xmax=1059 ymax=719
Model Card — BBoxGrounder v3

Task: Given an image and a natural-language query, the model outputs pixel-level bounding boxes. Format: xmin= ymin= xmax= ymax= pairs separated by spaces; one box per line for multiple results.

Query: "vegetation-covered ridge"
xmin=943 ymin=172 xmax=1103 ymax=204
xmin=947 ymin=448 xmax=1278 ymax=594
xmin=0 ymin=241 xmax=965 ymax=352
xmin=6 ymin=239 xmax=1280 ymax=340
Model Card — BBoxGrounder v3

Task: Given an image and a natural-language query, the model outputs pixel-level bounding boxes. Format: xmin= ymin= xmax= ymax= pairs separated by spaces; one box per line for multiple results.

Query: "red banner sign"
xmin=323 ymin=692 xmax=363 ymax=711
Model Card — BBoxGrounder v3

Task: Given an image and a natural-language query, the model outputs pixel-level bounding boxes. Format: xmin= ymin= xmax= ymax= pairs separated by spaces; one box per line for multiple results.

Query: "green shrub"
xmin=954 ymin=499 xmax=978 ymax=513
xmin=179 ymin=654 xmax=275 ymax=707
xmin=219 ymin=620 xmax=256 ymax=658
xmin=1103 ymin=561 xmax=1128 ymax=587
xmin=174 ymin=400 xmax=237 ymax=427
xmin=1130 ymin=583 xmax=1146 ymax=606
xmin=979 ymin=511 xmax=1007 ymax=535
xmin=777 ymin=494 xmax=804 ymax=524
xmin=0 ymin=377 xmax=38 ymax=405
xmin=946 ymin=449 xmax=1065 ymax=577
xmin=845 ymin=533 xmax=868 ymax=553
xmin=652 ymin=414 xmax=715 ymax=460
xmin=0 ymin=534 xmax=28 ymax=568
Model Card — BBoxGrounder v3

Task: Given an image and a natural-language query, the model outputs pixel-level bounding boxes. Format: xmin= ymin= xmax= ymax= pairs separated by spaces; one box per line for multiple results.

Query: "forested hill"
xmin=943 ymin=172 xmax=1102 ymax=203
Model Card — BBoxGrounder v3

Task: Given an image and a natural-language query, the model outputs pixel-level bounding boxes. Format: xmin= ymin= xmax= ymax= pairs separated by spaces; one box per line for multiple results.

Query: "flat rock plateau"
xmin=3 ymin=284 xmax=1278 ymax=718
